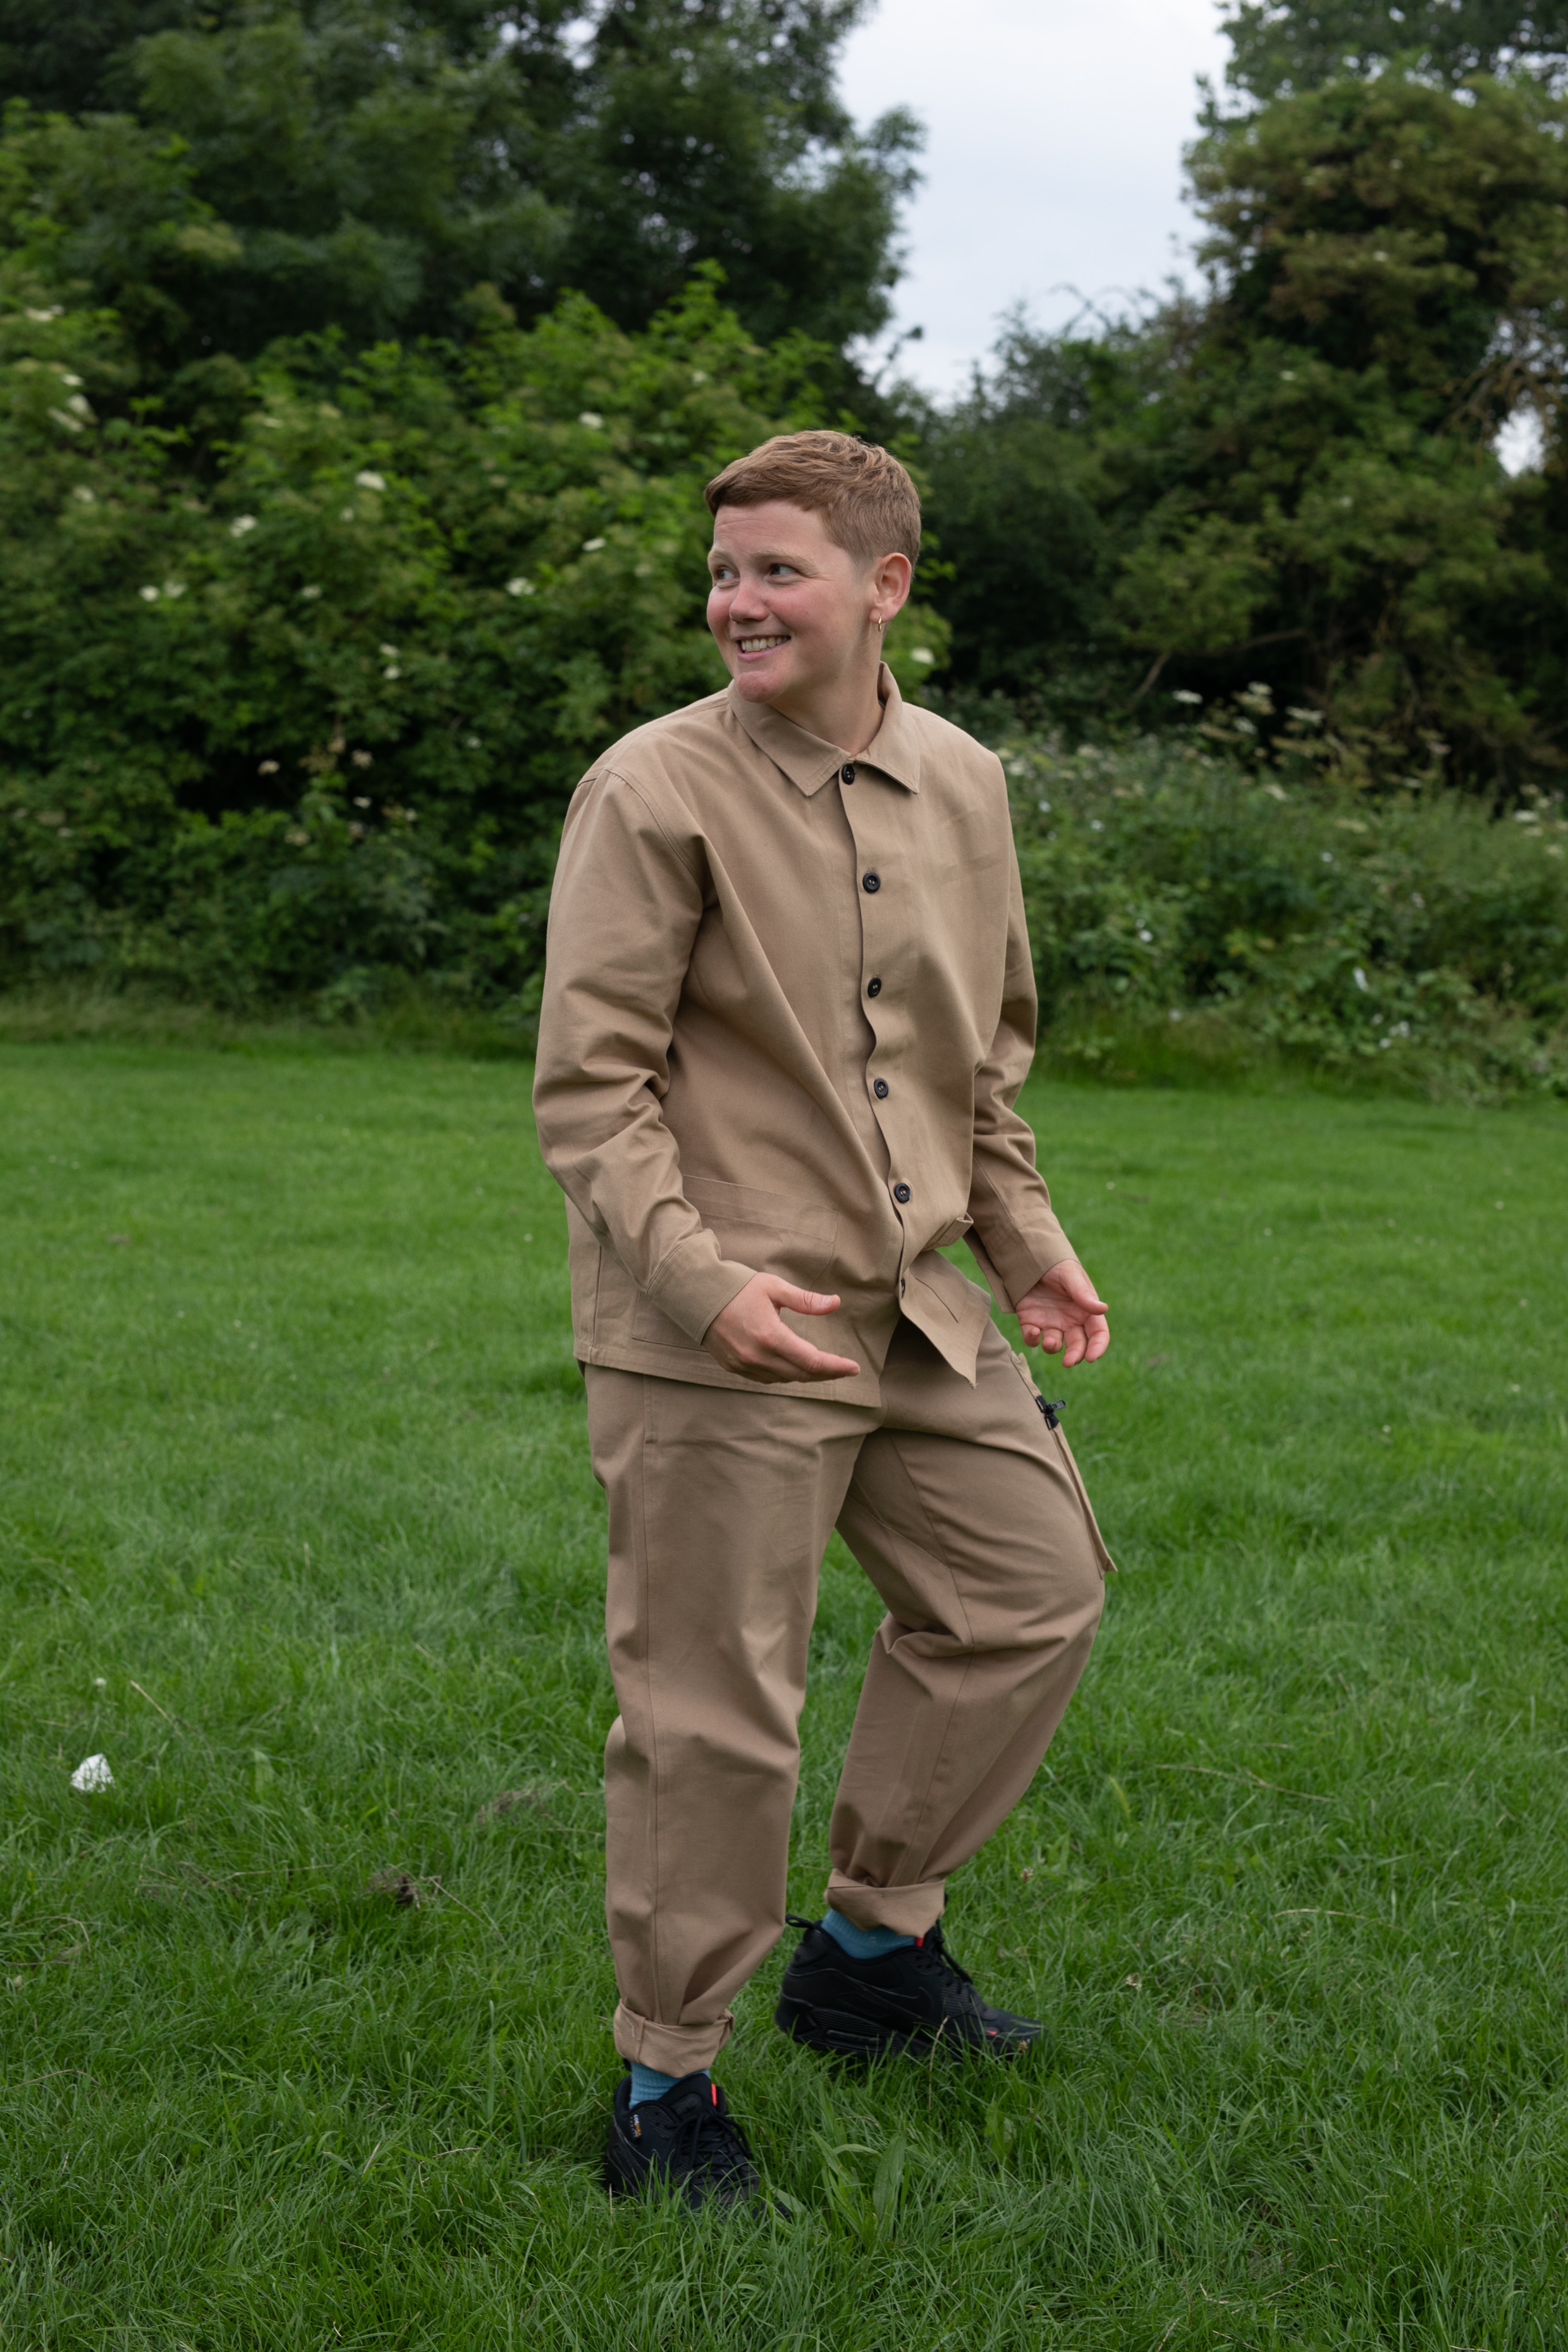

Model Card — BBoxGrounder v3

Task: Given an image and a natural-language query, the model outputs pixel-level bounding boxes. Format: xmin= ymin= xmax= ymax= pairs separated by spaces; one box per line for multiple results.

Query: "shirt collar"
xmin=726 ymin=663 xmax=923 ymax=797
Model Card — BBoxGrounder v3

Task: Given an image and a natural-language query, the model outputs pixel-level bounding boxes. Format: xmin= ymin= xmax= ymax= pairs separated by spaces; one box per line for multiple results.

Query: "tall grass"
xmin=1 ymin=1043 xmax=1564 ymax=2344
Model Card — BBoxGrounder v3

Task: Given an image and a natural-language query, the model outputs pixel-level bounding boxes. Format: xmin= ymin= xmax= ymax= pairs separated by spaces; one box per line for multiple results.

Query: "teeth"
xmin=738 ymin=635 xmax=788 ymax=652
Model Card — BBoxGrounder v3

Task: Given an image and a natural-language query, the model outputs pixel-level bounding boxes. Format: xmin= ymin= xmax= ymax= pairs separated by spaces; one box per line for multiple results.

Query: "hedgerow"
xmin=0 ymin=267 xmax=943 ymax=1014
xmin=1002 ymin=705 xmax=1568 ymax=1098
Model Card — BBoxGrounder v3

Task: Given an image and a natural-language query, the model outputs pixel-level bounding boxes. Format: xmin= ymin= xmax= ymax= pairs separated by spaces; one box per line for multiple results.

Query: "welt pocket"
xmin=681 ymin=1175 xmax=836 ymax=1244
xmin=631 ymin=1179 xmax=840 ymax=1347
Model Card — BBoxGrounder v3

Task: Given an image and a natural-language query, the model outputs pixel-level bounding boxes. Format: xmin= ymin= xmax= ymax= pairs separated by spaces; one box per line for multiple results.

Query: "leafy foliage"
xmin=998 ymin=706 xmax=1568 ymax=1097
xmin=0 ymin=267 xmax=946 ymax=1007
xmin=922 ymin=70 xmax=1568 ymax=789
xmin=0 ymin=1 xmax=920 ymax=367
xmin=1219 ymin=0 xmax=1568 ymax=99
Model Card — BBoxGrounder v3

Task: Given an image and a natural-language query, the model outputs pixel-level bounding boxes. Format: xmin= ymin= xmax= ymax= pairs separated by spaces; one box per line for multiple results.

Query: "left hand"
xmin=1015 ymin=1259 xmax=1110 ymax=1367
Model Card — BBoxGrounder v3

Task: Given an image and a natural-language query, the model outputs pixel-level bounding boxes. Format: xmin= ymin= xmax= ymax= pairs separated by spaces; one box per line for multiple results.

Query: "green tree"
xmin=0 ymin=273 xmax=805 ymax=999
xmin=1219 ymin=2 xmax=1568 ymax=99
xmin=0 ymin=266 xmax=945 ymax=1001
xmin=0 ymin=1 xmax=919 ymax=371
xmin=925 ymin=69 xmax=1568 ymax=788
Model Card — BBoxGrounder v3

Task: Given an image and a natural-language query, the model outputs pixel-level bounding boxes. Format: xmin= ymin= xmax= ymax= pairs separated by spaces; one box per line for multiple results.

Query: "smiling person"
xmin=533 ymin=431 xmax=1113 ymax=2208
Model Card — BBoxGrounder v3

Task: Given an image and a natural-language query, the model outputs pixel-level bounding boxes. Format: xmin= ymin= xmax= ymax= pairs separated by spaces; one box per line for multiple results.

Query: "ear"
xmin=870 ymin=551 xmax=914 ymax=627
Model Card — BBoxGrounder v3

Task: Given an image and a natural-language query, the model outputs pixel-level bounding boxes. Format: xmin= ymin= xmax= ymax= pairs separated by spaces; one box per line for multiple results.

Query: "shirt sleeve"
xmin=532 ymin=767 xmax=759 ymax=1342
xmin=964 ymin=840 xmax=1077 ymax=1309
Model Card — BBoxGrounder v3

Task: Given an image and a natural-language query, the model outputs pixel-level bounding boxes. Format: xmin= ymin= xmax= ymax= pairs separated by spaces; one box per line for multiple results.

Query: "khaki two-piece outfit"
xmin=533 ymin=668 xmax=1112 ymax=2074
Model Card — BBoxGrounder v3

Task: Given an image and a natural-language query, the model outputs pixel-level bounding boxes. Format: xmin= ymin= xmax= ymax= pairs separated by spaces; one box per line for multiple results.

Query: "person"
xmin=532 ymin=429 xmax=1113 ymax=2209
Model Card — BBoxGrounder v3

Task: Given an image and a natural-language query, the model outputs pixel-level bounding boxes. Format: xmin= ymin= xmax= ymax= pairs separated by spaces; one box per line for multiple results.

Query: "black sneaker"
xmin=775 ymin=1916 xmax=1043 ymax=2061
xmin=603 ymin=2069 xmax=761 ymax=2208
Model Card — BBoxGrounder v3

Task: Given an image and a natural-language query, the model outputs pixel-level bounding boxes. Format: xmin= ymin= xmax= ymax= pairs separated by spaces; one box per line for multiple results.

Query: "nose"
xmin=726 ymin=575 xmax=771 ymax=623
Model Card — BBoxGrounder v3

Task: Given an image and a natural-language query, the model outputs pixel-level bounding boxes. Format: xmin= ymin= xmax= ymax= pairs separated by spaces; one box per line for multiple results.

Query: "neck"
xmin=767 ymin=650 xmax=886 ymax=757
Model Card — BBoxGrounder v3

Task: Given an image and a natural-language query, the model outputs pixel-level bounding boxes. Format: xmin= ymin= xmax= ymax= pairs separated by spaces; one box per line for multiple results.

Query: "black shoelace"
xmin=663 ymin=2093 xmax=755 ymax=2182
xmin=916 ymin=1924 xmax=980 ymax=1998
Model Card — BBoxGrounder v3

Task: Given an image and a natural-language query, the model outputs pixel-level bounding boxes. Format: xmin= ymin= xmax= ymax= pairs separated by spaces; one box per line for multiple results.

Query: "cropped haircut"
xmin=704 ymin=431 xmax=921 ymax=569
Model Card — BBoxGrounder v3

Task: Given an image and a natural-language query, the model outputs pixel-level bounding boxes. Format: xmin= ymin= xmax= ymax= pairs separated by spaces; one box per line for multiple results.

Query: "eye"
xmin=709 ymin=561 xmax=735 ymax=584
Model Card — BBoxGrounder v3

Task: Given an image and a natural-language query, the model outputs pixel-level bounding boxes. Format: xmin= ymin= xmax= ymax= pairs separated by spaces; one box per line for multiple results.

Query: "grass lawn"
xmin=1 ymin=1043 xmax=1564 ymax=2350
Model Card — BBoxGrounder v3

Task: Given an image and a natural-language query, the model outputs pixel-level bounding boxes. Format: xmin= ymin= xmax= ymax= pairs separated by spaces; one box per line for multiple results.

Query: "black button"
xmin=893 ymin=1181 xmax=911 ymax=1204
xmin=841 ymin=763 xmax=857 ymax=785
xmin=873 ymin=1078 xmax=889 ymax=1099
xmin=862 ymin=871 xmax=880 ymax=893
xmin=866 ymin=976 xmax=881 ymax=997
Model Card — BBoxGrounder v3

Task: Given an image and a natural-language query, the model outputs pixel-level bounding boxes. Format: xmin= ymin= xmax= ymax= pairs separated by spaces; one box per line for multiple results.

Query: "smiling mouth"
xmin=736 ymin=634 xmax=790 ymax=654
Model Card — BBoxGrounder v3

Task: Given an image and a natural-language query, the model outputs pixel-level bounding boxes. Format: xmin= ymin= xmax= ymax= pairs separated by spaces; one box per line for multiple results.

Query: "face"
xmin=706 ymin=499 xmax=911 ymax=709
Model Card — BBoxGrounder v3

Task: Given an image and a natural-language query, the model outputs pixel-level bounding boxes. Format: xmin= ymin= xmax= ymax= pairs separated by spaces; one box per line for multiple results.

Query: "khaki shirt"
xmin=532 ymin=666 xmax=1076 ymax=1406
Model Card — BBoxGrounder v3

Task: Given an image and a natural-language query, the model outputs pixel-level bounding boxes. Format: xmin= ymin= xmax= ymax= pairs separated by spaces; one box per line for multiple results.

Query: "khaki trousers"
xmin=585 ymin=1316 xmax=1112 ymax=2074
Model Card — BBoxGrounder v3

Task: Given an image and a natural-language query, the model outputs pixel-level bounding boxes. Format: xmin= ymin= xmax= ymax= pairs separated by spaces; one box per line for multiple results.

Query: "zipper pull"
xmin=1036 ymin=1395 xmax=1065 ymax=1430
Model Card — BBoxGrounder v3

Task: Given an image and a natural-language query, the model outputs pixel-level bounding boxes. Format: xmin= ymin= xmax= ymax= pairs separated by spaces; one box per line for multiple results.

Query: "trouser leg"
xmin=585 ymin=1368 xmax=869 ymax=2073
xmin=824 ymin=1319 xmax=1111 ymax=1936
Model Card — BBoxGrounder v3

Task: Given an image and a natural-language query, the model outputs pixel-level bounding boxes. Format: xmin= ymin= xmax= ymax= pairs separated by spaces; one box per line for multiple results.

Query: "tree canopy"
xmin=921 ymin=62 xmax=1568 ymax=788
xmin=0 ymin=1 xmax=920 ymax=369
xmin=1218 ymin=1 xmax=1568 ymax=99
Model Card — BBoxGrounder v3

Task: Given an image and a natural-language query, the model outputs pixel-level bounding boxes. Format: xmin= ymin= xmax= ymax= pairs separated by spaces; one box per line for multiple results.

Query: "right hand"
xmin=703 ymin=1272 xmax=862 ymax=1385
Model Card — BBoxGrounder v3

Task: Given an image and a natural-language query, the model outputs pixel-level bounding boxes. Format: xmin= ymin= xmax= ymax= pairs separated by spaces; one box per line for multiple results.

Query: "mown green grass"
xmin=1 ymin=1043 xmax=1564 ymax=2350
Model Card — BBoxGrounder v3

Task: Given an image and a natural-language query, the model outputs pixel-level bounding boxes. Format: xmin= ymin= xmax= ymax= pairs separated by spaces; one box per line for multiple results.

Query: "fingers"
xmin=1022 ymin=1313 xmax=1110 ymax=1366
xmin=737 ymin=1337 xmax=862 ymax=1383
xmin=1054 ymin=1275 xmax=1110 ymax=1316
xmin=702 ymin=1275 xmax=860 ymax=1382
xmin=769 ymin=1283 xmax=841 ymax=1319
xmin=760 ymin=1347 xmax=862 ymax=1383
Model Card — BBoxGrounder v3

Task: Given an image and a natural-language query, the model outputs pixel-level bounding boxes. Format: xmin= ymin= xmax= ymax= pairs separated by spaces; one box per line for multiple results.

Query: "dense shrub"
xmin=0 ymin=269 xmax=945 ymax=1011
xmin=998 ymin=704 xmax=1568 ymax=1096
xmin=918 ymin=69 xmax=1568 ymax=788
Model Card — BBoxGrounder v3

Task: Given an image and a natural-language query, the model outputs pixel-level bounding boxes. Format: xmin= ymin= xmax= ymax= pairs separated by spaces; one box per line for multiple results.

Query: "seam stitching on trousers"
xmin=637 ymin=1376 xmax=661 ymax=2041
xmin=855 ymin=1438 xmax=977 ymax=1869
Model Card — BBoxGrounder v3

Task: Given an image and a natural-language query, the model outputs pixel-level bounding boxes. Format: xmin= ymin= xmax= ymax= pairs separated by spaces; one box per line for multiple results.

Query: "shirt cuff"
xmin=973 ymin=1215 xmax=1075 ymax=1311
xmin=644 ymin=1229 xmax=759 ymax=1342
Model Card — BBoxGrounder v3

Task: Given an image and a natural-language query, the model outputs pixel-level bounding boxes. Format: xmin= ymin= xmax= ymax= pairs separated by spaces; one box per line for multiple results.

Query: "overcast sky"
xmin=838 ymin=0 xmax=1232 ymax=396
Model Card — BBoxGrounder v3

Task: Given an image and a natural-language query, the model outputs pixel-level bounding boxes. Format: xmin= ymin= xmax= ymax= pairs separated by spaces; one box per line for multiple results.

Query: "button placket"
xmin=843 ymin=773 xmax=906 ymax=1228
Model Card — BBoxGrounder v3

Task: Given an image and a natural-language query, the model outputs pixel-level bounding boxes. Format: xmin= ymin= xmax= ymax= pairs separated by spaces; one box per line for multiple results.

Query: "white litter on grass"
xmin=71 ymin=1753 xmax=114 ymax=1792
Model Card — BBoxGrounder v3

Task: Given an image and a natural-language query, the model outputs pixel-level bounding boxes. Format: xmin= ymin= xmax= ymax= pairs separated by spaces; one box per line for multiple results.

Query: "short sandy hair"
xmin=705 ymin=430 xmax=921 ymax=568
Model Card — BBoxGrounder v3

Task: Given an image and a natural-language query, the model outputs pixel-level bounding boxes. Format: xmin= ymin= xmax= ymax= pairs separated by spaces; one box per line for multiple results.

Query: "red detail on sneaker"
xmin=711 ymin=2082 xmax=719 ymax=2105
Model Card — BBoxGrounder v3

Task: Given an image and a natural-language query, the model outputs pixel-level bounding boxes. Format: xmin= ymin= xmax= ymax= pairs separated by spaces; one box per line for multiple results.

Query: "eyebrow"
xmin=707 ymin=547 xmax=809 ymax=569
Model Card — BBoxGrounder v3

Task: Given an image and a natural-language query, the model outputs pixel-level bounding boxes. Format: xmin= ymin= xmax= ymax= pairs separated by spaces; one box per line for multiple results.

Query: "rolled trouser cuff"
xmin=823 ymin=1872 xmax=946 ymax=1938
xmin=611 ymin=1999 xmax=736 ymax=2074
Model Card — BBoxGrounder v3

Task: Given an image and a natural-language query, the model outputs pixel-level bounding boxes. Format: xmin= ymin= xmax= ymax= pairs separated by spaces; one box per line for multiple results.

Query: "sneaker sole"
xmin=603 ymin=2126 xmax=766 ymax=2210
xmin=775 ymin=1994 xmax=1038 ymax=2062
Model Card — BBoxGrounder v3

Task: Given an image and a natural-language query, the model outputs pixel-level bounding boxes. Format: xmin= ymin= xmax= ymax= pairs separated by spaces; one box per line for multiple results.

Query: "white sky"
xmin=838 ymin=0 xmax=1232 ymax=396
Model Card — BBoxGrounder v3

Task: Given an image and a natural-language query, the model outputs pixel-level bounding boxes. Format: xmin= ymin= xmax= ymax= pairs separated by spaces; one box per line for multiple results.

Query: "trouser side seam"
xmin=847 ymin=1435 xmax=977 ymax=1871
xmin=638 ymin=1378 xmax=661 ymax=2042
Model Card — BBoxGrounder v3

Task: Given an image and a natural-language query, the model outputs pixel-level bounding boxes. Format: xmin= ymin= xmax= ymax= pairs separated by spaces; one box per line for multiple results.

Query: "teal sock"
xmin=820 ymin=1908 xmax=915 ymax=1961
xmin=628 ymin=2062 xmax=708 ymax=2106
